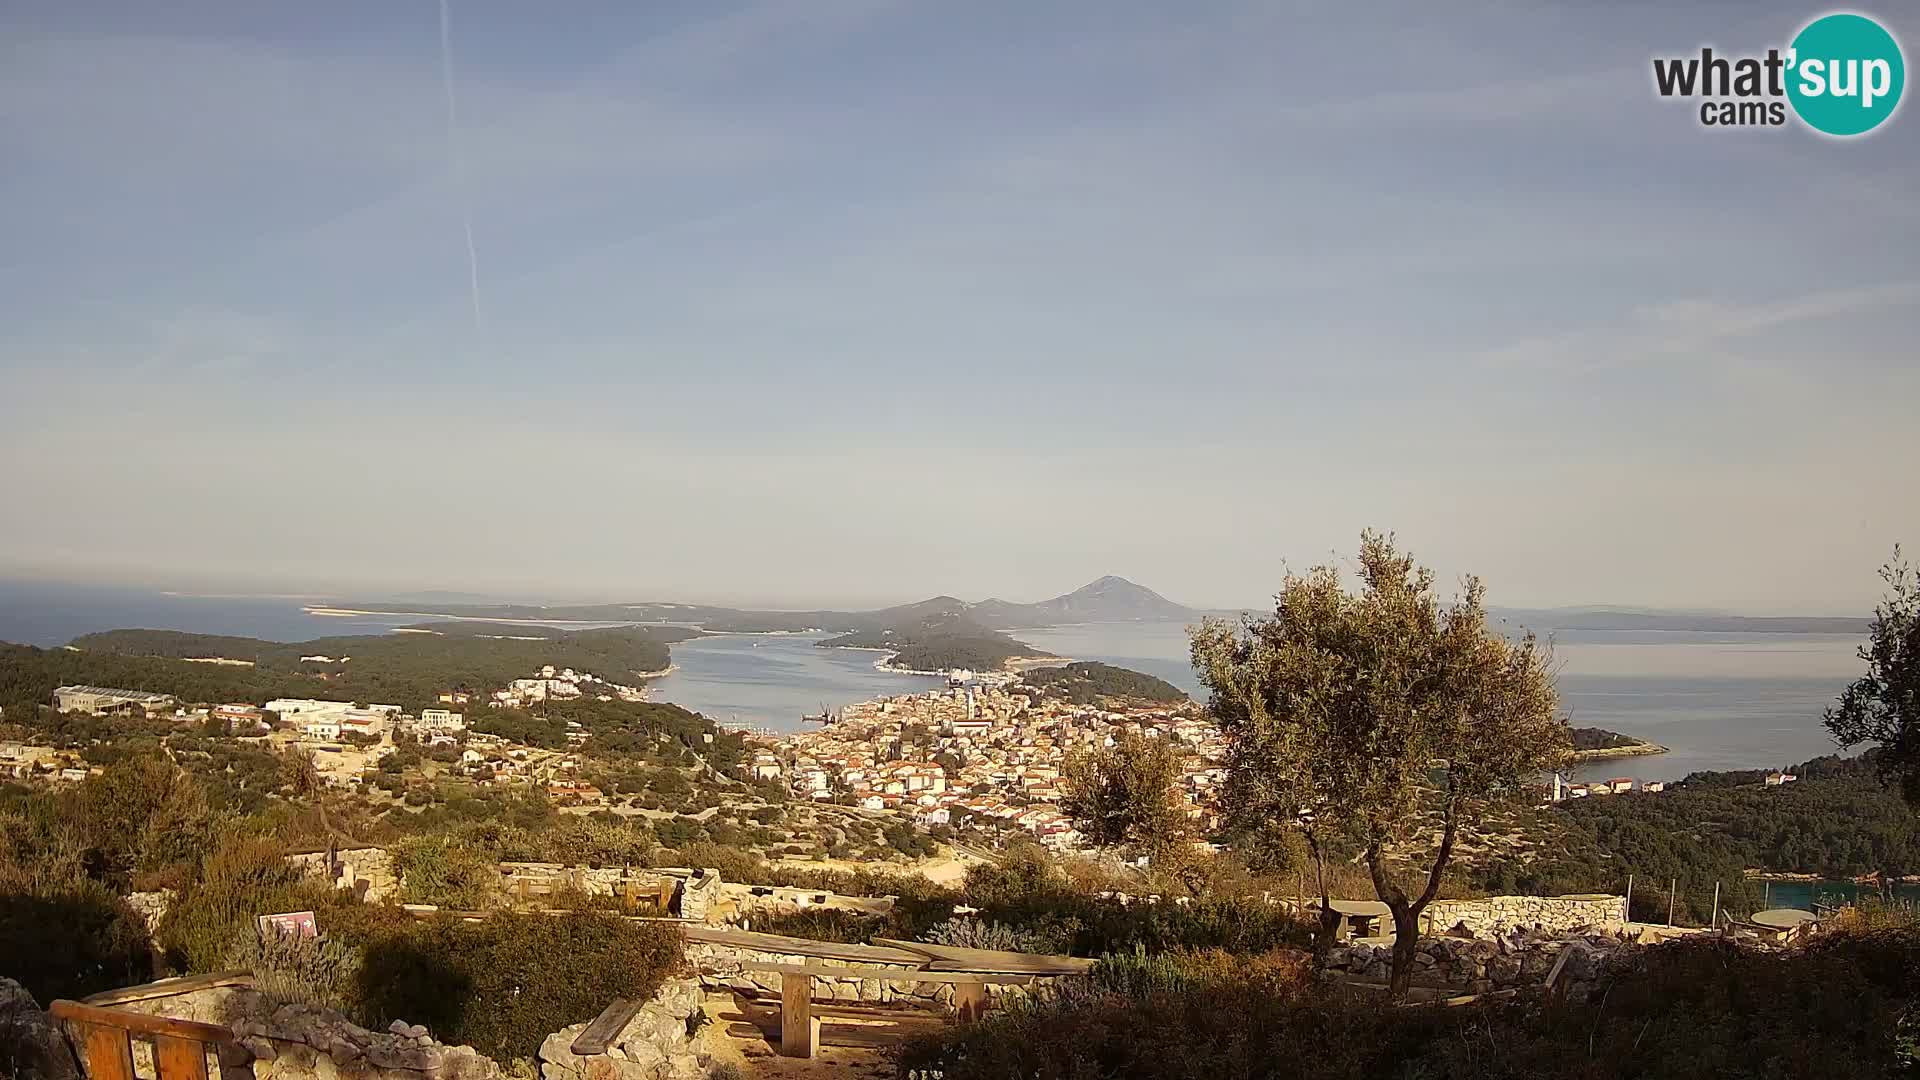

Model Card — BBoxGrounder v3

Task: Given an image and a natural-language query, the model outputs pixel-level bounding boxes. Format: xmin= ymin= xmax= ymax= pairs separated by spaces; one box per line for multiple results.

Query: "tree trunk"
xmin=1387 ymin=904 xmax=1420 ymax=1000
xmin=1367 ymin=801 xmax=1462 ymax=1001
xmin=1305 ymin=833 xmax=1342 ymax=951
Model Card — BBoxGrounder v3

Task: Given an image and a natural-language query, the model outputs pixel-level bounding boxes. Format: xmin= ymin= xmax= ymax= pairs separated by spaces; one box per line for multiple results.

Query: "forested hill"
xmin=1487 ymin=752 xmax=1920 ymax=923
xmin=1570 ymin=727 xmax=1661 ymax=752
xmin=0 ymin=624 xmax=692 ymax=714
xmin=1018 ymin=661 xmax=1188 ymax=705
xmin=817 ymin=611 xmax=1049 ymax=672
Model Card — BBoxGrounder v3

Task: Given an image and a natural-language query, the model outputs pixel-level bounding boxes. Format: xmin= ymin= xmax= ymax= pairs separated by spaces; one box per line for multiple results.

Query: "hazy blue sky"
xmin=2 ymin=1 xmax=1915 ymax=612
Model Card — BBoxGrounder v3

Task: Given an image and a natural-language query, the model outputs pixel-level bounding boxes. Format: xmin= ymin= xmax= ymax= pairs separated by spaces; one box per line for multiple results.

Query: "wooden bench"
xmin=49 ymin=1000 xmax=251 ymax=1080
xmin=568 ymin=998 xmax=648 ymax=1056
xmin=721 ymin=962 xmax=1032 ymax=1058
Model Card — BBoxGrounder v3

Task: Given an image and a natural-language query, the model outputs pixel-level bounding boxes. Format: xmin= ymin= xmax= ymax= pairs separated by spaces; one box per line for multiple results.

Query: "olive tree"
xmin=1191 ymin=531 xmax=1567 ymax=999
xmin=1826 ymin=546 xmax=1920 ymax=806
xmin=1061 ymin=730 xmax=1197 ymax=890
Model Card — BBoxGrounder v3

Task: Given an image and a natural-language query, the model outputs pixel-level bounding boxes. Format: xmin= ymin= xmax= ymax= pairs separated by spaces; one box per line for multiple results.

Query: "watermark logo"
xmin=1652 ymin=10 xmax=1905 ymax=136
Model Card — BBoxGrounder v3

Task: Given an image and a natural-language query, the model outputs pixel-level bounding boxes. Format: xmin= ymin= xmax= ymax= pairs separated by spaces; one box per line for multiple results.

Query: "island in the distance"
xmin=1017 ymin=660 xmax=1188 ymax=706
xmin=1570 ymin=726 xmax=1669 ymax=760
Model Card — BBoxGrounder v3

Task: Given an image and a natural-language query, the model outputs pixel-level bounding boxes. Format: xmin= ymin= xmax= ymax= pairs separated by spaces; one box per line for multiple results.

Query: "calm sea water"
xmin=647 ymin=633 xmax=944 ymax=730
xmin=0 ymin=580 xmax=428 ymax=643
xmin=1010 ymin=621 xmax=1867 ymax=786
xmin=1757 ymin=879 xmax=1920 ymax=910
xmin=0 ymin=581 xmax=1867 ymax=781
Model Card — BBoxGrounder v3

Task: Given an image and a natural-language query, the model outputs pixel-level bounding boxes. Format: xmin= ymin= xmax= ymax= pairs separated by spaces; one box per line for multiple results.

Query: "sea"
xmin=0 ymin=580 xmax=1867 ymax=782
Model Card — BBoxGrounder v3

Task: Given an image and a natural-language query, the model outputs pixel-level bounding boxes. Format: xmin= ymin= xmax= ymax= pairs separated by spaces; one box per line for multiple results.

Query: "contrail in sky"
xmin=438 ymin=0 xmax=485 ymax=337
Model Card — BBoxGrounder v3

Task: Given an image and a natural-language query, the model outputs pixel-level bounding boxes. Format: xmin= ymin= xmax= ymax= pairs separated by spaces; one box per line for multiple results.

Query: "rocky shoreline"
xmin=1571 ymin=741 xmax=1669 ymax=761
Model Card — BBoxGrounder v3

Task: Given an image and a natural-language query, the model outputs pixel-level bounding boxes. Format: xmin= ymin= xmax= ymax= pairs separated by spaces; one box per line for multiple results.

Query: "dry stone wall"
xmin=717 ymin=882 xmax=896 ymax=927
xmin=1323 ymin=930 xmax=1629 ymax=1002
xmin=536 ymin=978 xmax=708 ymax=1080
xmin=96 ymin=982 xmax=497 ymax=1080
xmin=287 ymin=849 xmax=399 ymax=902
xmin=1420 ymin=895 xmax=1623 ymax=937
xmin=686 ymin=938 xmax=1051 ymax=1011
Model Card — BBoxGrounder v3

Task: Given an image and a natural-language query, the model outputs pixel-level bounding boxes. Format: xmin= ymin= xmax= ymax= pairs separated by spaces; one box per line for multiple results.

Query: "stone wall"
xmin=286 ymin=849 xmax=399 ymax=903
xmin=714 ymin=882 xmax=896 ymax=927
xmin=1322 ymin=930 xmax=1628 ymax=1002
xmin=89 ymin=979 xmax=497 ymax=1080
xmin=686 ymin=936 xmax=1055 ymax=1011
xmin=1420 ymin=894 xmax=1623 ymax=937
xmin=492 ymin=865 xmax=721 ymax=921
xmin=677 ymin=871 xmax=719 ymax=924
xmin=537 ymin=978 xmax=709 ymax=1080
xmin=232 ymin=1007 xmax=498 ymax=1080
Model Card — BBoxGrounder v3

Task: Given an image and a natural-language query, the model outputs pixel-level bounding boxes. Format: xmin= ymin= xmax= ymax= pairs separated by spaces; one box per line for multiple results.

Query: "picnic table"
xmin=1310 ymin=899 xmax=1394 ymax=939
xmin=1748 ymin=908 xmax=1817 ymax=942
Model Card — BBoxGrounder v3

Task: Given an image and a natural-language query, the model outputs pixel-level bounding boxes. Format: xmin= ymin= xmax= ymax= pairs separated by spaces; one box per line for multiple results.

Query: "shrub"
xmin=923 ymin=917 xmax=1078 ymax=956
xmin=903 ymin=931 xmax=1920 ymax=1080
xmin=0 ymin=874 xmax=152 ymax=1002
xmin=349 ymin=911 xmax=684 ymax=1061
xmin=388 ymin=835 xmax=504 ymax=909
xmin=1087 ymin=948 xmax=1310 ymax=997
xmin=157 ymin=834 xmax=344 ymax=973
xmin=747 ymin=908 xmax=887 ymax=944
xmin=228 ymin=928 xmax=362 ymax=1012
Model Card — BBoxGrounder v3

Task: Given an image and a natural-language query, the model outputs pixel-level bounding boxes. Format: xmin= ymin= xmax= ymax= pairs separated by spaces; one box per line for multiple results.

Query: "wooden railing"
xmin=48 ymin=1000 xmax=251 ymax=1080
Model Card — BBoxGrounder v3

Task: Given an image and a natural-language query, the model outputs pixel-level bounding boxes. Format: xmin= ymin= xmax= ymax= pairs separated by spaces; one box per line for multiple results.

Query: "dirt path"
xmin=699 ymin=991 xmax=898 ymax=1080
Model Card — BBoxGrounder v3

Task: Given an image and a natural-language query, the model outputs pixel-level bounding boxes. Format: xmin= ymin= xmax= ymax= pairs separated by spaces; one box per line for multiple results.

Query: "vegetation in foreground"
xmin=1190 ymin=532 xmax=1569 ymax=995
xmin=902 ymin=928 xmax=1920 ymax=1080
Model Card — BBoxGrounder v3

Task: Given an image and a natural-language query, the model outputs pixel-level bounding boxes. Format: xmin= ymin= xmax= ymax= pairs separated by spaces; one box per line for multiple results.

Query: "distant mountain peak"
xmin=1072 ymin=575 xmax=1157 ymax=596
xmin=967 ymin=575 xmax=1195 ymax=626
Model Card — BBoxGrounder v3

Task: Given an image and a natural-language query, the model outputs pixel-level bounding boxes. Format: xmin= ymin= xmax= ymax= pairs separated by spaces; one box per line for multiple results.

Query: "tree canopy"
xmin=1061 ymin=730 xmax=1195 ymax=886
xmin=1190 ymin=531 xmax=1568 ymax=997
xmin=1826 ymin=547 xmax=1920 ymax=806
xmin=1020 ymin=662 xmax=1188 ymax=706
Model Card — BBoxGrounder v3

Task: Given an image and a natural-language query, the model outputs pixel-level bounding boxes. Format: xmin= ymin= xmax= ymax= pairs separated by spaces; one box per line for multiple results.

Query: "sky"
xmin=1 ymin=0 xmax=1916 ymax=614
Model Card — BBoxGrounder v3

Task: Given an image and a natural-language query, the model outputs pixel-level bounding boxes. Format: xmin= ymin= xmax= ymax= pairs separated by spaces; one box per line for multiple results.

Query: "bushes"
xmin=349 ymin=912 xmax=683 ymax=1061
xmin=735 ymin=849 xmax=1309 ymax=958
xmin=1085 ymin=948 xmax=1311 ymax=998
xmin=156 ymin=833 xmax=346 ymax=973
xmin=229 ymin=929 xmax=363 ymax=1012
xmin=949 ymin=851 xmax=1309 ymax=957
xmin=388 ymin=835 xmax=504 ymax=909
xmin=902 ymin=930 xmax=1920 ymax=1080
xmin=0 ymin=875 xmax=152 ymax=1002
xmin=747 ymin=909 xmax=887 ymax=944
xmin=923 ymin=917 xmax=1078 ymax=956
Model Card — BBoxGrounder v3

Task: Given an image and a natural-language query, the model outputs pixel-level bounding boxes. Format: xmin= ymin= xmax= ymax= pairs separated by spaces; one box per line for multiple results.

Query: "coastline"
xmin=835 ymin=647 xmax=1076 ymax=679
xmin=1571 ymin=741 xmax=1670 ymax=761
xmin=302 ymin=606 xmax=634 ymax=630
xmin=1745 ymin=869 xmax=1920 ymax=885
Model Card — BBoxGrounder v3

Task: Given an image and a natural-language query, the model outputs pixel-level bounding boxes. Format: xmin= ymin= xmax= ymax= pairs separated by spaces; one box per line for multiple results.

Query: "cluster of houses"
xmin=0 ymin=741 xmax=93 ymax=784
xmin=756 ymin=684 xmax=1227 ymax=850
xmin=488 ymin=665 xmax=648 ymax=709
xmin=1548 ymin=769 xmax=1799 ymax=802
xmin=1551 ymin=774 xmax=1667 ymax=800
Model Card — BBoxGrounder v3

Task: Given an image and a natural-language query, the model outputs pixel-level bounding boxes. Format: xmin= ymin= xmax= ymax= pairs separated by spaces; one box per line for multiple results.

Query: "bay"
xmin=646 ymin=633 xmax=945 ymax=730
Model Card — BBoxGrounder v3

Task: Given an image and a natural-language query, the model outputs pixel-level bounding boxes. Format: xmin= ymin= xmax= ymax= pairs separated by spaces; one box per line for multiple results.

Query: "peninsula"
xmin=1570 ymin=726 xmax=1669 ymax=760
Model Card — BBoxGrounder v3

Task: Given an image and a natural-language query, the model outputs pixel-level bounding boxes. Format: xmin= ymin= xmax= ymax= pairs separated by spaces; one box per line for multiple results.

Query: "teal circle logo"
xmin=1786 ymin=12 xmax=1905 ymax=136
